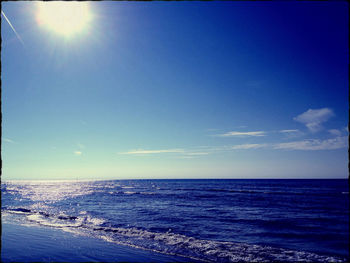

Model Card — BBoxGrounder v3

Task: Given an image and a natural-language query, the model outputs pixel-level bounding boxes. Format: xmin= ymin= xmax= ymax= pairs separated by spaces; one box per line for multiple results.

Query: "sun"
xmin=36 ymin=1 xmax=92 ymax=38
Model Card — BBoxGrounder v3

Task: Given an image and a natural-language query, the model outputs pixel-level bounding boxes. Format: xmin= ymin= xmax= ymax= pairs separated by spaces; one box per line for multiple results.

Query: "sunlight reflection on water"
xmin=2 ymin=180 xmax=97 ymax=202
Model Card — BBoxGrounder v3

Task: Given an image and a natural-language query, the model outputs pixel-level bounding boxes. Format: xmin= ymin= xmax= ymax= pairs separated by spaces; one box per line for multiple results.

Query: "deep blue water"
xmin=1 ymin=179 xmax=349 ymax=262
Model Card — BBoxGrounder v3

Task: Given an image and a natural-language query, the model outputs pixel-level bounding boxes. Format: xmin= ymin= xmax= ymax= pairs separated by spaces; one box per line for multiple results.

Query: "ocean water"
xmin=1 ymin=179 xmax=349 ymax=262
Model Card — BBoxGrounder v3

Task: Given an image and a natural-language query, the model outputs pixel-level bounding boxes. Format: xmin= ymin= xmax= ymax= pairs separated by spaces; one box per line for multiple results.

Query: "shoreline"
xmin=1 ymin=221 xmax=200 ymax=262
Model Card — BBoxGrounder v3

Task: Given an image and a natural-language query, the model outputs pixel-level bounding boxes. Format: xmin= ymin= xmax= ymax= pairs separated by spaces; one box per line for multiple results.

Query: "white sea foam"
xmin=4 ymin=209 xmax=345 ymax=263
xmin=83 ymin=215 xmax=105 ymax=226
xmin=7 ymin=210 xmax=29 ymax=215
xmin=27 ymin=214 xmax=44 ymax=222
xmin=86 ymin=226 xmax=345 ymax=262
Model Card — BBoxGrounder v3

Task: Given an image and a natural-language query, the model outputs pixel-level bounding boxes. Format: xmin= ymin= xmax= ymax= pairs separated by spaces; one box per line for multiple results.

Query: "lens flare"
xmin=36 ymin=1 xmax=92 ymax=38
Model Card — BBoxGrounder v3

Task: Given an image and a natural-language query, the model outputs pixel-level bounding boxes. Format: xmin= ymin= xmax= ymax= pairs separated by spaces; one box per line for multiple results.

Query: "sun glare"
xmin=36 ymin=2 xmax=92 ymax=38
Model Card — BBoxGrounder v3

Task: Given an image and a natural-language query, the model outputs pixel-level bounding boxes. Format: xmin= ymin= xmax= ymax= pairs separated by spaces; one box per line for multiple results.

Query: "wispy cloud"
xmin=293 ymin=108 xmax=334 ymax=133
xmin=328 ymin=129 xmax=342 ymax=136
xmin=73 ymin=143 xmax=85 ymax=156
xmin=120 ymin=149 xmax=185 ymax=155
xmin=183 ymin=152 xmax=210 ymax=156
xmin=217 ymin=131 xmax=266 ymax=137
xmin=279 ymin=129 xmax=299 ymax=133
xmin=120 ymin=132 xmax=347 ymax=157
xmin=2 ymin=137 xmax=16 ymax=143
xmin=176 ymin=152 xmax=210 ymax=159
xmin=119 ymin=148 xmax=211 ymax=158
xmin=278 ymin=129 xmax=304 ymax=138
xmin=273 ymin=136 xmax=347 ymax=151
xmin=231 ymin=143 xmax=267 ymax=150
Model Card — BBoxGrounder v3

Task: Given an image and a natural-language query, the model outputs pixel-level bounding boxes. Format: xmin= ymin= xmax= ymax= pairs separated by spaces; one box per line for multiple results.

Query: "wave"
xmin=165 ymin=187 xmax=345 ymax=197
xmin=2 ymin=207 xmax=345 ymax=263
xmin=107 ymin=191 xmax=157 ymax=196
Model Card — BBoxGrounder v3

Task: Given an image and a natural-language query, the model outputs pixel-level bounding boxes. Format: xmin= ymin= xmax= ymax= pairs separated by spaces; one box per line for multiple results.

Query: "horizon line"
xmin=1 ymin=177 xmax=348 ymax=182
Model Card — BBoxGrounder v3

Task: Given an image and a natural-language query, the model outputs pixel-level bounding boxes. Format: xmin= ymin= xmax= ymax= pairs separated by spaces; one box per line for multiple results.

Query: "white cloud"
xmin=273 ymin=136 xmax=347 ymax=151
xmin=328 ymin=129 xmax=342 ymax=136
xmin=231 ymin=143 xmax=267 ymax=150
xmin=217 ymin=131 xmax=266 ymax=137
xmin=119 ymin=148 xmax=210 ymax=158
xmin=74 ymin=151 xmax=82 ymax=155
xmin=293 ymin=108 xmax=334 ymax=133
xmin=120 ymin=133 xmax=347 ymax=157
xmin=120 ymin=149 xmax=185 ymax=155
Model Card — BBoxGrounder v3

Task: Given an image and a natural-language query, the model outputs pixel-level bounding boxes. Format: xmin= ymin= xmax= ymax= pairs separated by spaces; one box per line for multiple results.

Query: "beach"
xmin=1 ymin=221 xmax=197 ymax=262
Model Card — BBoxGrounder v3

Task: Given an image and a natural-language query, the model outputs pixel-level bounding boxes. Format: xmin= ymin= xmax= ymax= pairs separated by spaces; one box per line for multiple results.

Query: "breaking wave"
xmin=2 ymin=208 xmax=345 ymax=263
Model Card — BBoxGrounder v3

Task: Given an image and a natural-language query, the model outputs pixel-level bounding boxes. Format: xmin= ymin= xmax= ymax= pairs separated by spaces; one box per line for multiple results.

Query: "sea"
xmin=1 ymin=179 xmax=349 ymax=262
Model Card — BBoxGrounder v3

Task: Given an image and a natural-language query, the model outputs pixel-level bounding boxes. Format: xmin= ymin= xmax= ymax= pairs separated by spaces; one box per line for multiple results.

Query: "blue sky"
xmin=1 ymin=1 xmax=348 ymax=180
